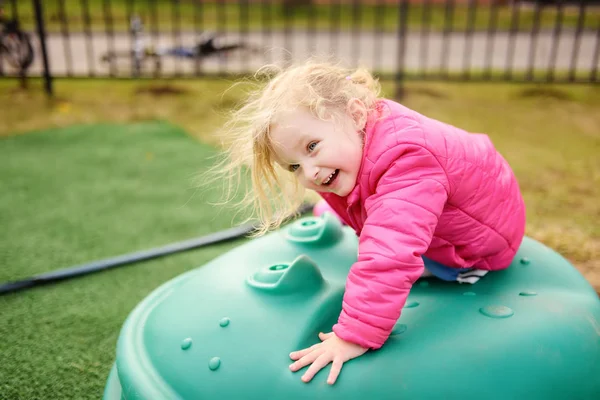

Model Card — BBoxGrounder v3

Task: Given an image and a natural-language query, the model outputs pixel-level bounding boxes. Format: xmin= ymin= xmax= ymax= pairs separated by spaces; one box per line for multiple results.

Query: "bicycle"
xmin=0 ymin=0 xmax=34 ymax=73
xmin=100 ymin=15 xmax=262 ymax=76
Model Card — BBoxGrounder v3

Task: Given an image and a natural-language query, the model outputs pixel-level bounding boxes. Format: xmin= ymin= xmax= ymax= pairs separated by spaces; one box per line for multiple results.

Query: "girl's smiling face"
xmin=269 ymin=100 xmax=367 ymax=197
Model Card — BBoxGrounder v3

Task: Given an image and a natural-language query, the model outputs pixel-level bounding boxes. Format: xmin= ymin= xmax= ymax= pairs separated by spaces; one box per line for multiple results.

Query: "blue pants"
xmin=422 ymin=257 xmax=488 ymax=284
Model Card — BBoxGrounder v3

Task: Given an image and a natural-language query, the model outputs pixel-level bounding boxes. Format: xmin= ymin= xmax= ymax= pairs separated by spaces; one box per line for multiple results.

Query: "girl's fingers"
xmin=318 ymin=332 xmax=334 ymax=340
xmin=289 ymin=343 xmax=320 ymax=360
xmin=327 ymin=357 xmax=344 ymax=385
xmin=291 ymin=332 xmax=335 ymax=361
xmin=289 ymin=347 xmax=323 ymax=372
xmin=301 ymin=353 xmax=333 ymax=383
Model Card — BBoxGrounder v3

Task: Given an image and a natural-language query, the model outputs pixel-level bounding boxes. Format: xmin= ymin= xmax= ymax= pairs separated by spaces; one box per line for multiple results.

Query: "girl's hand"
xmin=289 ymin=332 xmax=368 ymax=385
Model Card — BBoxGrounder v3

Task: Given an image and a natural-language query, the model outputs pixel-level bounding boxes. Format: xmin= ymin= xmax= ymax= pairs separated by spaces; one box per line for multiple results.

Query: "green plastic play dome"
xmin=103 ymin=213 xmax=600 ymax=400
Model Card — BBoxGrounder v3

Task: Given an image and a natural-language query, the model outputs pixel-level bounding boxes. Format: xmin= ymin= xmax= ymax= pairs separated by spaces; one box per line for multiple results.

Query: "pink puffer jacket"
xmin=319 ymin=99 xmax=526 ymax=349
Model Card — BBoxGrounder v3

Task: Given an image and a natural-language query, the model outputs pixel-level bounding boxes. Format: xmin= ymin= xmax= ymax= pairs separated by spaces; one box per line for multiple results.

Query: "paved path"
xmin=4 ymin=29 xmax=599 ymax=79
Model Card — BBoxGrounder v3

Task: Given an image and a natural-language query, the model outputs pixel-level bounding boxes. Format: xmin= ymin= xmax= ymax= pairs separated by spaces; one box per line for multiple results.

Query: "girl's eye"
xmin=307 ymin=141 xmax=318 ymax=152
xmin=289 ymin=164 xmax=299 ymax=172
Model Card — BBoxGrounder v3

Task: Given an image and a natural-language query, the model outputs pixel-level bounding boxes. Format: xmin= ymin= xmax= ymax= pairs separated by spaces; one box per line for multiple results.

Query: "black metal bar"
xmin=2 ymin=0 xmax=14 ymax=76
xmin=395 ymin=0 xmax=409 ymax=99
xmin=125 ymin=0 xmax=135 ymax=77
xmin=9 ymin=0 xmax=18 ymax=20
xmin=374 ymin=0 xmax=384 ymax=74
xmin=441 ymin=0 xmax=455 ymax=79
xmin=525 ymin=0 xmax=542 ymax=82
xmin=193 ymin=0 xmax=202 ymax=76
xmin=5 ymin=0 xmax=18 ymax=78
xmin=591 ymin=16 xmax=600 ymax=82
xmin=1 ymin=0 xmax=21 ymax=75
xmin=240 ymin=0 xmax=249 ymax=73
xmin=32 ymin=0 xmax=52 ymax=96
xmin=462 ymin=0 xmax=477 ymax=80
xmin=4 ymin=0 xmax=21 ymax=80
xmin=80 ymin=0 xmax=95 ymax=77
xmin=352 ymin=0 xmax=360 ymax=67
xmin=484 ymin=0 xmax=499 ymax=80
xmin=0 ymin=29 xmax=3 ymax=77
xmin=57 ymin=0 xmax=73 ymax=77
xmin=308 ymin=0 xmax=316 ymax=56
xmin=3 ymin=0 xmax=15 ymax=77
xmin=217 ymin=0 xmax=226 ymax=74
xmin=171 ymin=0 xmax=181 ymax=76
xmin=547 ymin=0 xmax=564 ymax=82
xmin=419 ymin=0 xmax=431 ymax=79
xmin=283 ymin=0 xmax=292 ymax=65
xmin=329 ymin=1 xmax=340 ymax=55
xmin=262 ymin=0 xmax=272 ymax=65
xmin=504 ymin=0 xmax=520 ymax=81
xmin=148 ymin=0 xmax=159 ymax=78
xmin=103 ymin=0 xmax=117 ymax=77
xmin=568 ymin=0 xmax=586 ymax=82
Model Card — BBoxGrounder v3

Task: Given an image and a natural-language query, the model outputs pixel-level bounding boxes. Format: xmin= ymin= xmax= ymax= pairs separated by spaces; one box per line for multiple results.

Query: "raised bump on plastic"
xmin=208 ymin=357 xmax=221 ymax=371
xmin=520 ymin=257 xmax=530 ymax=265
xmin=249 ymin=264 xmax=289 ymax=286
xmin=519 ymin=291 xmax=538 ymax=296
xmin=285 ymin=213 xmax=343 ymax=245
xmin=479 ymin=305 xmax=514 ymax=318
xmin=246 ymin=255 xmax=325 ymax=294
xmin=219 ymin=317 xmax=230 ymax=327
xmin=391 ymin=324 xmax=407 ymax=335
xmin=181 ymin=338 xmax=192 ymax=350
xmin=404 ymin=301 xmax=419 ymax=308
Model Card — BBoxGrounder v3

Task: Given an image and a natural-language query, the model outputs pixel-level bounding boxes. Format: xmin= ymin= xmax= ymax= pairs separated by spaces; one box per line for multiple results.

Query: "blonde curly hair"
xmin=209 ymin=59 xmax=382 ymax=235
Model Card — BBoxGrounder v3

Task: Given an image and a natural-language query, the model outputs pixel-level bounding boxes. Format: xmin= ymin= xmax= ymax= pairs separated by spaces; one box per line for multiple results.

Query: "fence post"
xmin=395 ymin=0 xmax=409 ymax=99
xmin=32 ymin=0 xmax=52 ymax=96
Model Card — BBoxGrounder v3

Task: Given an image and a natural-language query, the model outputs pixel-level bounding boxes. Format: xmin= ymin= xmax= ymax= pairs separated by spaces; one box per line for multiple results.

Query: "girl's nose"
xmin=303 ymin=164 xmax=320 ymax=183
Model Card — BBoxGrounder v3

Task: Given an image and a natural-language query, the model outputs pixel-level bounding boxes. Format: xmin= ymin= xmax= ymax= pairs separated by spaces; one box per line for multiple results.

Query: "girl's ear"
xmin=346 ymin=98 xmax=368 ymax=131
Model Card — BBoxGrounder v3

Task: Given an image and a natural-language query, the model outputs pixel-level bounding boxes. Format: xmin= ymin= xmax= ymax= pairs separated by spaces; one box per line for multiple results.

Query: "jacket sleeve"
xmin=332 ymin=143 xmax=449 ymax=349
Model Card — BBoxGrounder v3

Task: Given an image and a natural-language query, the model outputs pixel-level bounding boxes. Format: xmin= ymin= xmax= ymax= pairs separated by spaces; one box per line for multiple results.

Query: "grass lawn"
xmin=0 ymin=76 xmax=598 ymax=399
xmin=6 ymin=0 xmax=599 ymax=34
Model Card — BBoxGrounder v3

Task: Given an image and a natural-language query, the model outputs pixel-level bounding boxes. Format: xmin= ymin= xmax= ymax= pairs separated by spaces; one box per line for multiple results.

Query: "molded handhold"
xmin=246 ymin=255 xmax=325 ymax=294
xmin=285 ymin=213 xmax=343 ymax=246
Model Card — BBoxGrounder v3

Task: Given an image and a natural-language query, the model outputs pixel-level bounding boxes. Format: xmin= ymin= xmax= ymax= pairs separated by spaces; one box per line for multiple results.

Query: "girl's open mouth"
xmin=323 ymin=169 xmax=339 ymax=186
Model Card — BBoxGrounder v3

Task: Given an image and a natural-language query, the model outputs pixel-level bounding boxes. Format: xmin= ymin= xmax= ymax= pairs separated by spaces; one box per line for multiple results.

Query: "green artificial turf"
xmin=0 ymin=121 xmax=248 ymax=399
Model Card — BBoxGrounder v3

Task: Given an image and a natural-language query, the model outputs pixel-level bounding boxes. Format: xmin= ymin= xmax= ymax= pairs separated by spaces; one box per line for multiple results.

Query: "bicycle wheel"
xmin=100 ymin=49 xmax=162 ymax=77
xmin=1 ymin=30 xmax=34 ymax=70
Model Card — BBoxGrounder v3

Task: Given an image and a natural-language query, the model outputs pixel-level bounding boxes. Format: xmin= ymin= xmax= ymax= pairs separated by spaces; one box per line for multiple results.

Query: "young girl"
xmin=215 ymin=60 xmax=526 ymax=385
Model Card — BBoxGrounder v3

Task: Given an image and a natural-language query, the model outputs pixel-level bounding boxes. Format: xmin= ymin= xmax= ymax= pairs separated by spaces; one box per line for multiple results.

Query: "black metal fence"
xmin=1 ymin=0 xmax=599 ymax=92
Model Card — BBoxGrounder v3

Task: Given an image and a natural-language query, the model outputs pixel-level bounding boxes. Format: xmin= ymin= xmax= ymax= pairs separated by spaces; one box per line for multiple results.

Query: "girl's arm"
xmin=333 ymin=143 xmax=450 ymax=349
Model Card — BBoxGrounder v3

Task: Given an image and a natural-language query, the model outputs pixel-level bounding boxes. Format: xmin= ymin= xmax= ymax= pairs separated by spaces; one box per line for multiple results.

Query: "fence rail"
xmin=1 ymin=0 xmax=599 ymax=92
